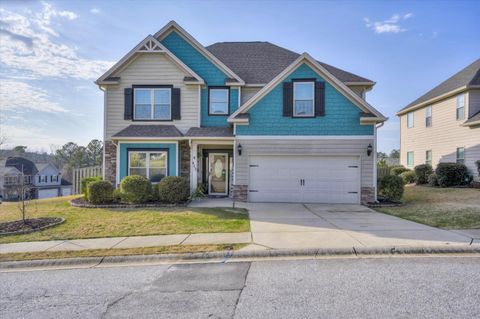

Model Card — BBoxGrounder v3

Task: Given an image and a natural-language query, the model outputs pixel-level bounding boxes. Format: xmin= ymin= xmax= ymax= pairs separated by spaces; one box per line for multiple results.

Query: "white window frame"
xmin=425 ymin=106 xmax=432 ymax=127
xmin=456 ymin=94 xmax=465 ymax=120
xmin=128 ymin=150 xmax=168 ymax=183
xmin=407 ymin=151 xmax=414 ymax=167
xmin=407 ymin=112 xmax=414 ymax=128
xmin=208 ymin=88 xmax=229 ymax=115
xmin=293 ymin=81 xmax=315 ymax=117
xmin=133 ymin=88 xmax=172 ymax=121
xmin=425 ymin=150 xmax=432 ymax=166
xmin=456 ymin=147 xmax=465 ymax=164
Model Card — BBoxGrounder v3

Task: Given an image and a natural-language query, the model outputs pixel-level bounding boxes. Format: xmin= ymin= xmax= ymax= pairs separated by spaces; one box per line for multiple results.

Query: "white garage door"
xmin=248 ymin=155 xmax=360 ymax=204
xmin=38 ymin=188 xmax=59 ymax=199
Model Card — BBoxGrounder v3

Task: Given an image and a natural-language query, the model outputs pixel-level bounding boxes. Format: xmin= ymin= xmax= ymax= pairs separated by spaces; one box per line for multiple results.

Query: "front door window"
xmin=208 ymin=153 xmax=228 ymax=195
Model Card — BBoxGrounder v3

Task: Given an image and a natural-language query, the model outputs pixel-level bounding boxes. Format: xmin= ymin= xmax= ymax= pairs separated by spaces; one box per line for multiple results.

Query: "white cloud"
xmin=90 ymin=8 xmax=101 ymax=15
xmin=0 ymin=80 xmax=67 ymax=113
xmin=0 ymin=3 xmax=113 ymax=80
xmin=1 ymin=124 xmax=69 ymax=151
xmin=364 ymin=13 xmax=413 ymax=34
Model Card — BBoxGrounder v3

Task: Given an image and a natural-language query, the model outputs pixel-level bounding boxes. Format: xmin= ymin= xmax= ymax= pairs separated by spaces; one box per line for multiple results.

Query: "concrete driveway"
xmin=236 ymin=202 xmax=474 ymax=250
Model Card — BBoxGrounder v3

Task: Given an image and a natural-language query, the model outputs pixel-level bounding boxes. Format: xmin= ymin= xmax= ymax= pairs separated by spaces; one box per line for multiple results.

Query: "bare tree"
xmin=6 ymin=165 xmax=33 ymax=223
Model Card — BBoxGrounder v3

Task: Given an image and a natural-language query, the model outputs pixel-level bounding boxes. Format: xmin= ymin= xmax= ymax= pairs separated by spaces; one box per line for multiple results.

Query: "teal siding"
xmin=236 ymin=63 xmax=374 ymax=135
xmin=119 ymin=143 xmax=177 ymax=182
xmin=201 ymin=88 xmax=239 ymax=127
xmin=160 ymin=31 xmax=234 ymax=127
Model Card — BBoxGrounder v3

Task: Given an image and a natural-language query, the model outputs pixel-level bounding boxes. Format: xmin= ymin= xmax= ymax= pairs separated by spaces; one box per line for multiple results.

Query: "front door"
xmin=208 ymin=153 xmax=228 ymax=196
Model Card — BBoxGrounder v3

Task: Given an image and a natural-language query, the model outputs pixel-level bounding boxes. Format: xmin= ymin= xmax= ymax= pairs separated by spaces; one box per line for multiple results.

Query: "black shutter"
xmin=315 ymin=81 xmax=325 ymax=117
xmin=124 ymin=88 xmax=133 ymax=120
xmin=171 ymin=88 xmax=181 ymax=120
xmin=283 ymin=82 xmax=293 ymax=117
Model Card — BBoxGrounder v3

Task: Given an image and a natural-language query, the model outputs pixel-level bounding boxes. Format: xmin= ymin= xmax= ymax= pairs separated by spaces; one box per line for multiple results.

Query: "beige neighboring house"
xmin=397 ymin=59 xmax=480 ymax=181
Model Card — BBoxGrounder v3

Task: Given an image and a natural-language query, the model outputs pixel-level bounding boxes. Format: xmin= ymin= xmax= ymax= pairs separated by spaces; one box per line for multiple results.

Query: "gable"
xmin=160 ymin=30 xmax=229 ymax=85
xmin=36 ymin=164 xmax=58 ymax=176
xmin=235 ymin=63 xmax=373 ymax=136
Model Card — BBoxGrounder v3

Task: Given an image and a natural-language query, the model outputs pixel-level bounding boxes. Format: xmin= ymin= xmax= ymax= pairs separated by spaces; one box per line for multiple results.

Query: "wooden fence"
xmin=72 ymin=166 xmax=102 ymax=194
xmin=377 ymin=166 xmax=392 ymax=179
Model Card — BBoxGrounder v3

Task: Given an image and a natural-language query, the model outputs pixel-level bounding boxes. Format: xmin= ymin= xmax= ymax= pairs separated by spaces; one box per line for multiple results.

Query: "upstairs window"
xmin=129 ymin=150 xmax=168 ymax=183
xmin=407 ymin=112 xmax=414 ymax=128
xmin=425 ymin=106 xmax=432 ymax=127
xmin=293 ymin=81 xmax=315 ymax=117
xmin=134 ymin=88 xmax=171 ymax=120
xmin=456 ymin=94 xmax=465 ymax=120
xmin=456 ymin=147 xmax=465 ymax=164
xmin=38 ymin=175 xmax=47 ymax=183
xmin=407 ymin=151 xmax=414 ymax=167
xmin=425 ymin=150 xmax=432 ymax=166
xmin=209 ymin=88 xmax=229 ymax=115
xmin=51 ymin=175 xmax=59 ymax=182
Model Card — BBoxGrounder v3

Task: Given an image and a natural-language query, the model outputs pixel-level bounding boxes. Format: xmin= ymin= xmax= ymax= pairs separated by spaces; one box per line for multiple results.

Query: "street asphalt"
xmin=1 ymin=256 xmax=479 ymax=318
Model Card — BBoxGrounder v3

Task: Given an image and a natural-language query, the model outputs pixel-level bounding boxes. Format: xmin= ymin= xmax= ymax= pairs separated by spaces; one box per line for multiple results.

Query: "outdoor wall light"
xmin=367 ymin=144 xmax=373 ymax=156
xmin=237 ymin=144 xmax=243 ymax=156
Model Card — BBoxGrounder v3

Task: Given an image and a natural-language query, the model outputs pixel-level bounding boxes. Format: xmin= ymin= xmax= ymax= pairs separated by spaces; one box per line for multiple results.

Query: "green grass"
xmin=0 ymin=244 xmax=246 ymax=262
xmin=0 ymin=196 xmax=250 ymax=244
xmin=375 ymin=185 xmax=480 ymax=229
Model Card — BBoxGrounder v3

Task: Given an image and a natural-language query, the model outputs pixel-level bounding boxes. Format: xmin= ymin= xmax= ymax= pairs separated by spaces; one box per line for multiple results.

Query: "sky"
xmin=0 ymin=0 xmax=479 ymax=154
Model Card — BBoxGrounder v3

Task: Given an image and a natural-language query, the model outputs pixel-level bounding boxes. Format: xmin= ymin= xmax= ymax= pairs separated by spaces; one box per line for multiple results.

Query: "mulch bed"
xmin=367 ymin=197 xmax=404 ymax=208
xmin=0 ymin=217 xmax=65 ymax=236
xmin=69 ymin=197 xmax=189 ymax=209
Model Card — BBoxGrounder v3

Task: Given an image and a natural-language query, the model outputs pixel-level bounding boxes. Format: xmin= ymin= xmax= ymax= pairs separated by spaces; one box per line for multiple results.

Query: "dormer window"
xmin=209 ymin=87 xmax=229 ymax=115
xmin=293 ymin=81 xmax=315 ymax=117
xmin=134 ymin=87 xmax=171 ymax=120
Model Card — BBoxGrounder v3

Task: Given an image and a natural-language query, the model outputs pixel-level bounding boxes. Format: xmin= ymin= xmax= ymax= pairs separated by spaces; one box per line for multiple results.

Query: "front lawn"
xmin=375 ymin=186 xmax=480 ymax=229
xmin=0 ymin=196 xmax=250 ymax=244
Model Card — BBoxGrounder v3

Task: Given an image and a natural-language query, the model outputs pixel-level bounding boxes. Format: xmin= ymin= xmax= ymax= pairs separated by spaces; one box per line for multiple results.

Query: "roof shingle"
xmin=112 ymin=125 xmax=183 ymax=138
xmin=206 ymin=42 xmax=373 ymax=85
xmin=185 ymin=127 xmax=234 ymax=137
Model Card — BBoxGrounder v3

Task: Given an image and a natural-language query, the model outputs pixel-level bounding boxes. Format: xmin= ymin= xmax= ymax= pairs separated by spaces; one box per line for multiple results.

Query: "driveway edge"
xmin=1 ymin=246 xmax=479 ymax=270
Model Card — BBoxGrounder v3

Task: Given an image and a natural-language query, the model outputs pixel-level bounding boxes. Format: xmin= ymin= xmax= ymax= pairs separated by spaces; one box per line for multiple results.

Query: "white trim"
xmin=190 ymin=141 xmax=198 ymax=192
xmin=238 ymin=88 xmax=241 ymax=109
xmin=236 ymin=135 xmax=374 ymax=140
xmin=102 ymin=87 xmax=107 ymax=180
xmin=113 ymin=137 xmax=184 ymax=141
xmin=154 ymin=21 xmax=245 ymax=85
xmin=96 ymin=35 xmax=204 ymax=85
xmin=463 ymin=119 xmax=480 ymax=126
xmin=344 ymin=82 xmax=375 ymax=86
xmin=228 ymin=53 xmax=386 ymax=123
xmin=293 ymin=81 xmax=315 ymax=117
xmin=373 ymin=125 xmax=377 ymax=202
xmin=175 ymin=141 xmax=179 ymax=176
xmin=116 ymin=142 xmax=120 ymax=186
xmin=197 ymin=86 xmax=201 ymax=127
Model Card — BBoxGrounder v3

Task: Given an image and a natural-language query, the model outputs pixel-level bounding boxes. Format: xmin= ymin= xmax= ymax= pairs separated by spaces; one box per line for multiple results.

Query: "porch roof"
xmin=185 ymin=127 xmax=234 ymax=138
xmin=112 ymin=125 xmax=184 ymax=139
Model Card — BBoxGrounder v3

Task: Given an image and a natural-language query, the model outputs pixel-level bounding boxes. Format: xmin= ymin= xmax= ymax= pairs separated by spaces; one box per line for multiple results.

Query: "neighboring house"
xmin=0 ymin=157 xmax=72 ymax=200
xmin=397 ymin=59 xmax=480 ymax=181
xmin=96 ymin=21 xmax=387 ymax=204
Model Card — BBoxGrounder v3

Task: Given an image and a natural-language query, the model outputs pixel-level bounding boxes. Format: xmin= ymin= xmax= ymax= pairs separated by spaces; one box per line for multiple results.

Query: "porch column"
xmin=190 ymin=141 xmax=198 ymax=193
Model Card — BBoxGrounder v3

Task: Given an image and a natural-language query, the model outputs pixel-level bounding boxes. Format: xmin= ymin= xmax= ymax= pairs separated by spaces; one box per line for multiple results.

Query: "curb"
xmin=1 ymin=245 xmax=479 ymax=270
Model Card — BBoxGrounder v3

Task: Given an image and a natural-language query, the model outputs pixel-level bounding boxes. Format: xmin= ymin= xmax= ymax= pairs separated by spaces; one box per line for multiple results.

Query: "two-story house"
xmin=397 ymin=59 xmax=480 ymax=181
xmin=96 ymin=21 xmax=387 ymax=204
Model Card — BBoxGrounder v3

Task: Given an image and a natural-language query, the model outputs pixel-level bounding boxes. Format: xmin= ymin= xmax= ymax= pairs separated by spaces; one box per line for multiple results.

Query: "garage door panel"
xmin=248 ymin=155 xmax=360 ymax=204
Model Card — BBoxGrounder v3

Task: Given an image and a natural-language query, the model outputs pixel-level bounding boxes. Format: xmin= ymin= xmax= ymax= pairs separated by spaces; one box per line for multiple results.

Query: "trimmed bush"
xmin=157 ymin=176 xmax=190 ymax=204
xmin=414 ymin=164 xmax=433 ymax=184
xmin=400 ymin=170 xmax=416 ymax=184
xmin=428 ymin=173 xmax=438 ymax=187
xmin=378 ymin=175 xmax=404 ymax=201
xmin=435 ymin=162 xmax=470 ymax=187
xmin=87 ymin=181 xmax=114 ymax=204
xmin=119 ymin=175 xmax=152 ymax=204
xmin=390 ymin=165 xmax=410 ymax=176
xmin=151 ymin=183 xmax=160 ymax=202
xmin=81 ymin=176 xmax=102 ymax=200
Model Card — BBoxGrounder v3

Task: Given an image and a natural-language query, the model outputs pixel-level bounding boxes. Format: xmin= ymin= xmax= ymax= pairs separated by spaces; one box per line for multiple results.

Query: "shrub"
xmin=151 ymin=183 xmax=160 ymax=202
xmin=400 ymin=170 xmax=416 ymax=184
xmin=119 ymin=175 xmax=152 ymax=204
xmin=378 ymin=175 xmax=404 ymax=201
xmin=87 ymin=181 xmax=114 ymax=204
xmin=190 ymin=184 xmax=207 ymax=199
xmin=81 ymin=176 xmax=102 ymax=200
xmin=414 ymin=164 xmax=433 ymax=184
xmin=476 ymin=160 xmax=480 ymax=175
xmin=428 ymin=173 xmax=438 ymax=187
xmin=157 ymin=176 xmax=190 ymax=204
xmin=435 ymin=162 xmax=470 ymax=187
xmin=390 ymin=165 xmax=410 ymax=176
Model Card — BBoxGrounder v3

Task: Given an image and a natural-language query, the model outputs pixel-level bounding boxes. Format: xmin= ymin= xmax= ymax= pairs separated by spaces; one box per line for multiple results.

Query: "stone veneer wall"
xmin=104 ymin=140 xmax=116 ymax=185
xmin=232 ymin=185 xmax=248 ymax=202
xmin=179 ymin=140 xmax=190 ymax=183
xmin=361 ymin=186 xmax=375 ymax=204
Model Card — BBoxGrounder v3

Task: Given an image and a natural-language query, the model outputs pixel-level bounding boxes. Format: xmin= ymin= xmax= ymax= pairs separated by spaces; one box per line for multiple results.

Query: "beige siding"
xmin=400 ymin=90 xmax=480 ymax=180
xmin=234 ymin=138 xmax=375 ymax=187
xmin=104 ymin=53 xmax=199 ymax=139
xmin=240 ymin=87 xmax=261 ymax=105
